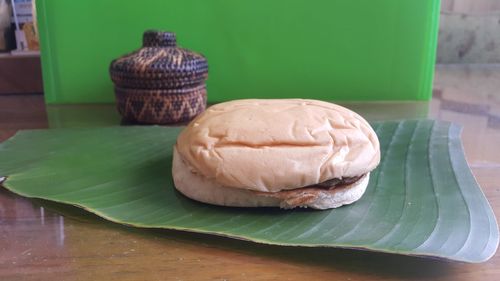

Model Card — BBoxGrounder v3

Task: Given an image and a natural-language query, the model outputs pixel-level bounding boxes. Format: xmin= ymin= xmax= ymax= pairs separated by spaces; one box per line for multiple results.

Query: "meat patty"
xmin=252 ymin=174 xmax=366 ymax=208
xmin=312 ymin=175 xmax=364 ymax=189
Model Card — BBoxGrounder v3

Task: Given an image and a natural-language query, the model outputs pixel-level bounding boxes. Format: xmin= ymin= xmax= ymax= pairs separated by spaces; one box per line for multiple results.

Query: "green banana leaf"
xmin=0 ymin=120 xmax=497 ymax=263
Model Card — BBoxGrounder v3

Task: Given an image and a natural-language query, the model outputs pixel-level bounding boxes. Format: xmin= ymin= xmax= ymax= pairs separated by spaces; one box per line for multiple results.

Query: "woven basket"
xmin=109 ymin=30 xmax=208 ymax=124
xmin=115 ymin=84 xmax=207 ymax=124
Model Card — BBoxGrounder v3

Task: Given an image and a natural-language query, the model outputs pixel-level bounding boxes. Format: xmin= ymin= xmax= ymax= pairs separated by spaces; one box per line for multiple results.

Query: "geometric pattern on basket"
xmin=115 ymin=85 xmax=207 ymax=124
xmin=110 ymin=47 xmax=208 ymax=90
xmin=109 ymin=31 xmax=209 ymax=124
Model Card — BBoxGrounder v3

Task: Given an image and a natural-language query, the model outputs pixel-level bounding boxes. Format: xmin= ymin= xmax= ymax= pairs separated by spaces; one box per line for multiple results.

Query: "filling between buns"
xmin=312 ymin=175 xmax=364 ymax=189
xmin=252 ymin=174 xmax=367 ymax=208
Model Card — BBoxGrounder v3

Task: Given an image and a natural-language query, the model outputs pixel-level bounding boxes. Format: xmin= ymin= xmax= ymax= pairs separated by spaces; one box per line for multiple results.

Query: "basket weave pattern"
xmin=115 ymin=85 xmax=207 ymax=124
xmin=110 ymin=47 xmax=208 ymax=90
xmin=109 ymin=30 xmax=208 ymax=124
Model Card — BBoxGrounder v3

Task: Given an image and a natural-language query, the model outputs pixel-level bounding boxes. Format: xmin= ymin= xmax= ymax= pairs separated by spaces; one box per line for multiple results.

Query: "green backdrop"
xmin=37 ymin=0 xmax=440 ymax=104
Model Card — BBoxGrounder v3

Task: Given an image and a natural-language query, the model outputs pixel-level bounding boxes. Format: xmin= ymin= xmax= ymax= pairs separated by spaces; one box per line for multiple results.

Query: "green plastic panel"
xmin=37 ymin=0 xmax=440 ymax=104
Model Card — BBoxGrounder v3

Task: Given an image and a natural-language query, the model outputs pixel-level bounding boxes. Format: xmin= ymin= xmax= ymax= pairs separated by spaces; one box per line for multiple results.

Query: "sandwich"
xmin=172 ymin=99 xmax=380 ymax=209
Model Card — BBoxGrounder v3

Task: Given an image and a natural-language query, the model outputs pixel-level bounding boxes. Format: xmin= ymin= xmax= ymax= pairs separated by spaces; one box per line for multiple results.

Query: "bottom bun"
xmin=172 ymin=147 xmax=370 ymax=210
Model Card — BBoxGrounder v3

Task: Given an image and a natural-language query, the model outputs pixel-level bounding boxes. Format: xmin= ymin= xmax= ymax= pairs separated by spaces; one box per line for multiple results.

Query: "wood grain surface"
xmin=1 ymin=66 xmax=500 ymax=280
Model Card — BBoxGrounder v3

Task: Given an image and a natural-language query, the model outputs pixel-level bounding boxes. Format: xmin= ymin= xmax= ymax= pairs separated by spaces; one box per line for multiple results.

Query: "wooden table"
xmin=1 ymin=66 xmax=499 ymax=280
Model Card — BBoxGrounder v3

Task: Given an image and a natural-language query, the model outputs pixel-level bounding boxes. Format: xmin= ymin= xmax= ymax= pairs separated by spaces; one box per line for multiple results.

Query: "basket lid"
xmin=109 ymin=30 xmax=208 ymax=89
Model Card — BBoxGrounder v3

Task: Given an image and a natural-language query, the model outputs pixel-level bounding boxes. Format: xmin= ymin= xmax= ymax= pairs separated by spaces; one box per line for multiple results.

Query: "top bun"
xmin=176 ymin=99 xmax=380 ymax=192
